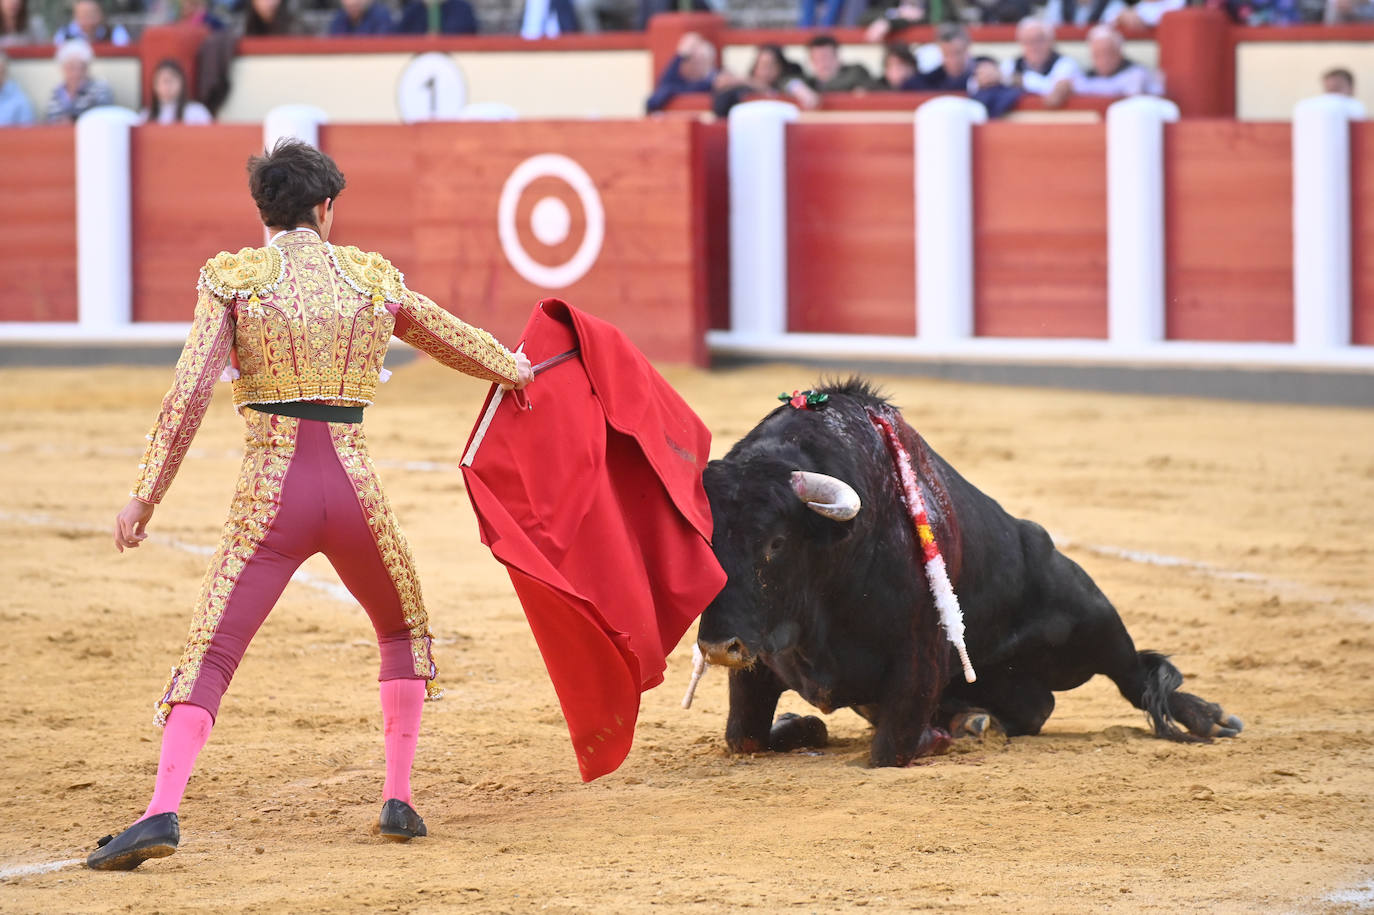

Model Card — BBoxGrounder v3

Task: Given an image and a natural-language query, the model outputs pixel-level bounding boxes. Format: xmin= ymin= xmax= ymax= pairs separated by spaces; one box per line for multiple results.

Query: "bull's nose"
xmin=698 ymin=637 xmax=751 ymax=669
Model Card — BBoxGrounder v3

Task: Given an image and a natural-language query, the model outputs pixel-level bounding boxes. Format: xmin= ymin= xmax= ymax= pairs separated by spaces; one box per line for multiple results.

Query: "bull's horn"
xmin=791 ymin=471 xmax=861 ymax=521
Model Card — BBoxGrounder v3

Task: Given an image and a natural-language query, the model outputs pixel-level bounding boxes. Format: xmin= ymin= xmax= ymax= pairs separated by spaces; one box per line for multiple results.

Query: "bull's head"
xmin=697 ymin=459 xmax=862 ymax=669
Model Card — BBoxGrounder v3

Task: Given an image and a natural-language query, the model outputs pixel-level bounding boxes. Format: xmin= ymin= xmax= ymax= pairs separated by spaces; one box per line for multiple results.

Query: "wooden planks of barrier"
xmin=1164 ymin=120 xmax=1293 ymax=343
xmin=785 ymin=122 xmax=915 ymax=336
xmin=322 ymin=120 xmax=711 ymax=365
xmin=972 ymin=122 xmax=1108 ymax=339
xmin=1352 ymin=121 xmax=1373 ymax=347
xmin=130 ymin=125 xmax=265 ymax=322
xmin=0 ymin=128 xmax=78 ymax=323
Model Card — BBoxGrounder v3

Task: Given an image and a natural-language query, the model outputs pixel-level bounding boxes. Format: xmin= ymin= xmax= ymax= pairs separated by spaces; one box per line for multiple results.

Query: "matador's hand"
xmin=115 ymin=497 xmax=155 ymax=553
xmin=502 ymin=352 xmax=534 ymax=391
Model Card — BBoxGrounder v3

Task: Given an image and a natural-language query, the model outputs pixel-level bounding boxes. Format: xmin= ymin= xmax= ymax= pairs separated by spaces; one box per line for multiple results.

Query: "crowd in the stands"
xmin=644 ymin=21 xmax=1354 ymax=116
xmin=0 ymin=0 xmax=1365 ymax=125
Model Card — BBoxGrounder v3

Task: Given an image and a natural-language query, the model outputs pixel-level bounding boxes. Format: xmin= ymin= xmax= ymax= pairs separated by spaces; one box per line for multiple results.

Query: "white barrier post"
xmin=728 ymin=100 xmax=798 ymax=339
xmin=915 ymin=97 xmax=986 ymax=342
xmin=75 ymin=106 xmax=141 ymax=335
xmin=1293 ymin=94 xmax=1365 ymax=351
xmin=1106 ymin=96 xmax=1179 ymax=347
xmin=263 ymin=104 xmax=329 ymax=152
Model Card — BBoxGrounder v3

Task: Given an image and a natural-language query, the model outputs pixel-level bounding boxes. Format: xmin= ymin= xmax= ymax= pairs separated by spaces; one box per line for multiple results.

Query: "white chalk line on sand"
xmin=0 ymin=441 xmax=460 ymax=474
xmin=0 ymin=509 xmax=356 ymax=605
xmin=1322 ymin=880 xmax=1374 ymax=910
xmin=1052 ymin=532 xmax=1373 ymax=621
xmin=0 ymin=858 xmax=83 ymax=881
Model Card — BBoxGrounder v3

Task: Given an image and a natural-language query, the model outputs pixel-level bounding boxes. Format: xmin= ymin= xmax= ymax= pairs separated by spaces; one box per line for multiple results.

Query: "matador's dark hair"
xmin=246 ymin=139 xmax=346 ymax=230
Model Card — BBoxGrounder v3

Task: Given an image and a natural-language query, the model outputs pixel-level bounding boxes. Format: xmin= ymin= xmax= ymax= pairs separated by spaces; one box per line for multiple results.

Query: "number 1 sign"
xmin=396 ymin=52 xmax=468 ymax=123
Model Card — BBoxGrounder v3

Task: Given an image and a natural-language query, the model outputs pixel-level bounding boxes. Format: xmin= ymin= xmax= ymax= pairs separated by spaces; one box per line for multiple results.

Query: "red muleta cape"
xmin=459 ymin=299 xmax=726 ymax=781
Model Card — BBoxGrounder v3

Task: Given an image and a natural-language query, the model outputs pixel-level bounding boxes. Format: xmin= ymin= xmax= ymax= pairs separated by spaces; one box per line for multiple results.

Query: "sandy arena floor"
xmin=1 ymin=357 xmax=1371 ymax=913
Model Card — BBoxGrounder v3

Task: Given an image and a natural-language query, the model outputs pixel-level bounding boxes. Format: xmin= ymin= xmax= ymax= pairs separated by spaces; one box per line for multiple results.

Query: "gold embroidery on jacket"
xmin=155 ymin=412 xmax=299 ymax=724
xmin=229 ymin=237 xmax=395 ymax=408
xmin=395 ymin=292 xmax=520 ymax=385
xmin=327 ymin=422 xmax=440 ymax=695
xmin=137 ymin=234 xmax=518 ymax=506
xmin=132 ymin=289 xmax=235 ymax=504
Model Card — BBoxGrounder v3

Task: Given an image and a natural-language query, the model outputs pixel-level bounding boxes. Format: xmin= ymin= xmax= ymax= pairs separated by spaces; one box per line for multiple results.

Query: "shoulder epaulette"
xmin=198 ymin=246 xmax=286 ymax=302
xmin=328 ymin=244 xmax=408 ymax=307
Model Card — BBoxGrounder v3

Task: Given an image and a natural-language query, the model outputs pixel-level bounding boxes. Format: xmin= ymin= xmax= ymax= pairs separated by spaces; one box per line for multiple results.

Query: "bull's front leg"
xmin=725 ymin=664 xmax=786 ymax=754
xmin=869 ymin=644 xmax=952 ymax=767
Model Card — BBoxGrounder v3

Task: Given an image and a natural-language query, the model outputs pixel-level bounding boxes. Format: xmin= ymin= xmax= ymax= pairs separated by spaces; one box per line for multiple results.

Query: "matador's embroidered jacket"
xmin=132 ymin=231 xmax=520 ymax=503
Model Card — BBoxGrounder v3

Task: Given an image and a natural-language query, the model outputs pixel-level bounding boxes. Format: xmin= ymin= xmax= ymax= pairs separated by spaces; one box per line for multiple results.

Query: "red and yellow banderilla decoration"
xmin=868 ymin=409 xmax=977 ymax=684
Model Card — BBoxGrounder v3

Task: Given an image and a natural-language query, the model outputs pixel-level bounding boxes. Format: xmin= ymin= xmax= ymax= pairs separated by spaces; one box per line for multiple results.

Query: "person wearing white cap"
xmin=45 ymin=38 xmax=112 ymax=123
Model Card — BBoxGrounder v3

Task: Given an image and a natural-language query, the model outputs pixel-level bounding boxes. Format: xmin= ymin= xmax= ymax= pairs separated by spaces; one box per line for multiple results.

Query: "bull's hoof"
xmin=949 ymin=709 xmax=1008 ymax=742
xmin=769 ymin=713 xmax=828 ymax=752
xmin=726 ymin=737 xmax=767 ymax=755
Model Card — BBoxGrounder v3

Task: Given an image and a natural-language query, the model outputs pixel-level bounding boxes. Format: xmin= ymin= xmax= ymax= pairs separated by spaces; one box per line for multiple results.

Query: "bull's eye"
xmin=765 ymin=535 xmax=786 ymax=560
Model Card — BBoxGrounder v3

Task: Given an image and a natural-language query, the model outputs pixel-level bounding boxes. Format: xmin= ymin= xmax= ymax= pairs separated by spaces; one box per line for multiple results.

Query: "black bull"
xmin=697 ymin=380 xmax=1242 ymax=767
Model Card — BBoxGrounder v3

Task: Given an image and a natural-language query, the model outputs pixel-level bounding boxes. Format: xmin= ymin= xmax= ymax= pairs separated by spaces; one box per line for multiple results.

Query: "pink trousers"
xmin=158 ymin=413 xmax=432 ymax=723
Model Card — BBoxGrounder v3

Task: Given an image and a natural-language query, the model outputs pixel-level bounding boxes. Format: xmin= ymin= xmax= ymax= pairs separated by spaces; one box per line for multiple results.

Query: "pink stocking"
xmin=381 ymin=678 xmax=425 ymax=804
xmin=140 ymin=703 xmax=214 ymax=821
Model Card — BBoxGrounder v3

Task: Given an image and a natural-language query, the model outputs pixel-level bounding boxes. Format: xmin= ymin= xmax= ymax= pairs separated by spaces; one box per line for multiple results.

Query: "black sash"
xmin=245 ymin=402 xmax=364 ymax=423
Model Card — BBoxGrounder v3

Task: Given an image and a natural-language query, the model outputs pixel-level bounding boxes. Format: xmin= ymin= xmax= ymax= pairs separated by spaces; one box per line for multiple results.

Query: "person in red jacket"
xmin=89 ymin=139 xmax=531 ymax=871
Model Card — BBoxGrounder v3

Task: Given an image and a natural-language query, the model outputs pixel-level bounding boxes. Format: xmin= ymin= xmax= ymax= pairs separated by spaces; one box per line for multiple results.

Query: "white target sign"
xmin=497 ymin=154 xmax=605 ymax=289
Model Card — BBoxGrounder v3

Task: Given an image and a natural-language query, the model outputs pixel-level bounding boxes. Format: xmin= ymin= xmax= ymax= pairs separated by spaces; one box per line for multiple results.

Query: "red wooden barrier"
xmin=696 ymin=122 xmax=731 ymax=331
xmin=1156 ymin=8 xmax=1233 ymax=118
xmin=973 ymin=123 xmax=1108 ymax=338
xmin=1164 ymin=120 xmax=1292 ymax=343
xmin=320 ymin=120 xmax=711 ymax=364
xmin=0 ymin=128 xmax=77 ymax=322
xmin=1352 ymin=122 xmax=1374 ymax=347
xmin=130 ymin=125 xmax=266 ymax=321
xmin=785 ymin=122 xmax=915 ymax=336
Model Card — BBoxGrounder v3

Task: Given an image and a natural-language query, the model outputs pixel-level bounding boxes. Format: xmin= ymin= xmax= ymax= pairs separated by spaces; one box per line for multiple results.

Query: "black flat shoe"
xmin=378 ymin=799 xmax=426 ymax=841
xmin=87 ymin=812 xmax=180 ymax=871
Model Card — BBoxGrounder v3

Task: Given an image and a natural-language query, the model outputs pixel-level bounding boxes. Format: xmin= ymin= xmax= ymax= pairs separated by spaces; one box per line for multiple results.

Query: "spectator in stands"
xmin=1325 ymin=0 xmax=1374 ymax=20
xmin=636 ymin=0 xmax=712 ymax=29
xmin=876 ymin=43 xmax=922 ymax=90
xmin=970 ymin=55 xmax=1021 ymax=116
xmin=52 ymin=0 xmax=128 ymax=45
xmin=1113 ymin=0 xmax=1187 ymax=28
xmin=799 ymin=0 xmax=866 ymax=27
xmin=915 ymin=23 xmax=975 ymax=91
xmin=1002 ymin=18 xmax=1077 ymax=107
xmin=177 ymin=0 xmax=227 ymax=31
xmin=751 ymin=44 xmax=821 ymax=105
xmin=865 ymin=2 xmax=926 ymax=43
xmin=1322 ymin=67 xmax=1355 ymax=95
xmin=519 ymin=0 xmax=577 ymax=37
xmin=962 ymin=0 xmax=1033 ymax=23
xmin=646 ymin=31 xmax=739 ymax=113
xmin=139 ymin=59 xmax=212 ymax=124
xmin=397 ymin=0 xmax=478 ymax=33
xmin=0 ymin=49 xmax=35 ymax=123
xmin=1 ymin=0 xmax=47 ymax=46
xmin=806 ymin=34 xmax=874 ymax=92
xmin=1070 ymin=24 xmax=1162 ymax=96
xmin=243 ymin=0 xmax=304 ymax=35
xmin=711 ymin=44 xmax=819 ymax=116
xmin=327 ymin=0 xmax=393 ymax=34
xmin=45 ymin=37 xmax=112 ymax=122
xmin=1042 ymin=0 xmax=1122 ymax=26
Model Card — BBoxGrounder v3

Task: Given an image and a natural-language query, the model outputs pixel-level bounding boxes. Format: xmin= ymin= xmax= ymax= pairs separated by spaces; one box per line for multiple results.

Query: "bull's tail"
xmin=1138 ymin=650 xmax=1213 ymax=743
